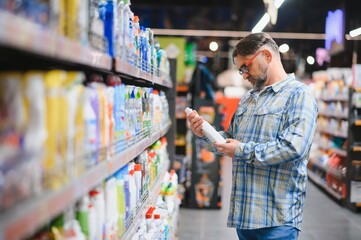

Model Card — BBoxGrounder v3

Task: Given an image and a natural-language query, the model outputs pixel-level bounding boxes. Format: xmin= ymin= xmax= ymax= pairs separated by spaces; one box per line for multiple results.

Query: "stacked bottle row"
xmin=0 ymin=0 xmax=170 ymax=78
xmin=318 ymin=101 xmax=348 ymax=118
xmin=318 ymin=117 xmax=348 ymax=137
xmin=131 ymin=169 xmax=179 ymax=240
xmin=30 ymin=138 xmax=172 ymax=239
xmin=0 ymin=70 xmax=170 ymax=212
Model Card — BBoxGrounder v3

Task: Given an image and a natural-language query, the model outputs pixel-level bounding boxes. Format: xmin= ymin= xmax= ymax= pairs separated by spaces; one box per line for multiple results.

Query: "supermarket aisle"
xmin=178 ymin=156 xmax=237 ymax=239
xmin=178 ymin=157 xmax=361 ymax=240
xmin=300 ymin=181 xmax=361 ymax=240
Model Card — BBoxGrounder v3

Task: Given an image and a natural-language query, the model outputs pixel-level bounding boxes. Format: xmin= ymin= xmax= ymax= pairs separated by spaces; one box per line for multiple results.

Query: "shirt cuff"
xmin=235 ymin=142 xmax=252 ymax=164
xmin=200 ymin=136 xmax=208 ymax=141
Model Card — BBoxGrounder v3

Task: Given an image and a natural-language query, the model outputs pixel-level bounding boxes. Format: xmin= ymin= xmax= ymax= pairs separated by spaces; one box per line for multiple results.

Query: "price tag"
xmin=353 ymin=146 xmax=361 ymax=152
xmin=351 ymin=181 xmax=361 ymax=203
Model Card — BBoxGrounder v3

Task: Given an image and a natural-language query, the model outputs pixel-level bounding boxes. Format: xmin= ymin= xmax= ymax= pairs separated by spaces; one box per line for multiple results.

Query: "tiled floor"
xmin=178 ymin=157 xmax=361 ymax=240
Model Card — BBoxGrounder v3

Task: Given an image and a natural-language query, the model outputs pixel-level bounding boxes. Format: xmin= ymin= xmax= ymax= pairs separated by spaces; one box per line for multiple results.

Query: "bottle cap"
xmin=134 ymin=164 xmax=142 ymax=171
xmin=184 ymin=107 xmax=192 ymax=115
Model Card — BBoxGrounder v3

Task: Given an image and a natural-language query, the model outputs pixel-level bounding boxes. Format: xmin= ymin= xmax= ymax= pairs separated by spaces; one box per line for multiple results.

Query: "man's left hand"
xmin=214 ymin=138 xmax=239 ymax=157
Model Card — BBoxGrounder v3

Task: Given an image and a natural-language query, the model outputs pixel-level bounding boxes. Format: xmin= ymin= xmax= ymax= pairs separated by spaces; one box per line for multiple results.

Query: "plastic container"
xmin=184 ymin=107 xmax=226 ymax=143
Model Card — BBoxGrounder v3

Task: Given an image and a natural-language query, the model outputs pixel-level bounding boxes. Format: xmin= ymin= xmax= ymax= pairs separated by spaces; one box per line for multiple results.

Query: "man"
xmin=186 ymin=32 xmax=318 ymax=240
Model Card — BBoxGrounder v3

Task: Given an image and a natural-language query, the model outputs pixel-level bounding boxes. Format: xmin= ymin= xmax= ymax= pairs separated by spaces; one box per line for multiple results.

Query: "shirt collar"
xmin=269 ymin=73 xmax=295 ymax=93
xmin=248 ymin=73 xmax=295 ymax=96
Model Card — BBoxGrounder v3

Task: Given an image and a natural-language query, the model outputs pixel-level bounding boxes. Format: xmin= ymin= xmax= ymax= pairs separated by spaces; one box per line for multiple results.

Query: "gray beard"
xmin=250 ymin=71 xmax=267 ymax=91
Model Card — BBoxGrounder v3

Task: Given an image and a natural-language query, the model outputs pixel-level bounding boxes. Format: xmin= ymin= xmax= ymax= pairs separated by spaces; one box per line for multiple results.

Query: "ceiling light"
xmin=307 ymin=56 xmax=315 ymax=65
xmin=275 ymin=0 xmax=286 ymax=9
xmin=252 ymin=13 xmax=270 ymax=33
xmin=349 ymin=27 xmax=361 ymax=38
xmin=209 ymin=41 xmax=219 ymax=51
xmin=279 ymin=43 xmax=289 ymax=53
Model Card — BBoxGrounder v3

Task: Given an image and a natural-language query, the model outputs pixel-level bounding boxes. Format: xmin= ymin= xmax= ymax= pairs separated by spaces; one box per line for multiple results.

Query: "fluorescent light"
xmin=275 ymin=0 xmax=286 ymax=9
xmin=279 ymin=43 xmax=289 ymax=53
xmin=307 ymin=56 xmax=315 ymax=65
xmin=252 ymin=13 xmax=270 ymax=33
xmin=350 ymin=27 xmax=361 ymax=37
xmin=209 ymin=41 xmax=219 ymax=51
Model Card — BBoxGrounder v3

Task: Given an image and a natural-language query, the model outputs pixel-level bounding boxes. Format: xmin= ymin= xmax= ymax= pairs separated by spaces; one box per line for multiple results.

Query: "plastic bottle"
xmin=104 ymin=0 xmax=115 ymax=56
xmin=89 ymin=189 xmax=105 ymax=240
xmin=184 ymin=107 xmax=226 ymax=144
xmin=153 ymin=213 xmax=163 ymax=240
xmin=76 ymin=196 xmax=90 ymax=237
xmin=129 ymin=169 xmax=137 ymax=212
xmin=134 ymin=163 xmax=143 ymax=200
xmin=83 ymin=88 xmax=98 ymax=168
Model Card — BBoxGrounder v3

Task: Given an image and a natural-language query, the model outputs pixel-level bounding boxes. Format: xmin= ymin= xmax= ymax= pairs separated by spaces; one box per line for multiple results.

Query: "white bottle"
xmin=184 ymin=107 xmax=226 ymax=143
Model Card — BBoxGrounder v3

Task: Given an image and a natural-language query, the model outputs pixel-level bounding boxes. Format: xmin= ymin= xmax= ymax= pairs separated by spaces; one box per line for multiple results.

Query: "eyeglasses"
xmin=238 ymin=50 xmax=263 ymax=75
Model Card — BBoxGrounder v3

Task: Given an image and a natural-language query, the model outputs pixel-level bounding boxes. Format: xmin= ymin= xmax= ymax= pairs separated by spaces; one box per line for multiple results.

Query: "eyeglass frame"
xmin=237 ymin=50 xmax=264 ymax=75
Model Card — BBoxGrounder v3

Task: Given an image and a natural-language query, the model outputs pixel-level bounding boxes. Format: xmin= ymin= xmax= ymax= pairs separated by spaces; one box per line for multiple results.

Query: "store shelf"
xmin=111 ymin=122 xmax=172 ymax=175
xmin=320 ymin=95 xmax=349 ymax=102
xmin=318 ymin=111 xmax=348 ymax=119
xmin=318 ymin=128 xmax=347 ymax=138
xmin=309 ymin=158 xmax=344 ymax=180
xmin=0 ymin=10 xmax=112 ymax=71
xmin=0 ymin=122 xmax=171 ymax=240
xmin=332 ymin=148 xmax=347 ymax=157
xmin=318 ymin=144 xmax=347 ymax=157
xmin=120 ymin=161 xmax=170 ymax=240
xmin=307 ymin=170 xmax=343 ymax=200
xmin=114 ymin=57 xmax=173 ymax=89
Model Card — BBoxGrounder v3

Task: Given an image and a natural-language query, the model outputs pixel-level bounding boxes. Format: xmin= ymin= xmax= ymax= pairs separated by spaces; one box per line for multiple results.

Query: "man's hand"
xmin=214 ymin=139 xmax=239 ymax=157
xmin=187 ymin=110 xmax=205 ymax=138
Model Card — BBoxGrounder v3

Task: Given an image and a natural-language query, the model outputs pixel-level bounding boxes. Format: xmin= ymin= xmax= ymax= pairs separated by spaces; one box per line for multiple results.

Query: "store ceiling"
xmin=132 ymin=0 xmax=359 ymax=73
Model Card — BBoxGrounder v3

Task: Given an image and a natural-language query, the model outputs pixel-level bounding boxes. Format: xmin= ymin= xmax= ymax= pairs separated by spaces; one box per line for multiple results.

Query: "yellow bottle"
xmin=43 ymin=70 xmax=67 ymax=190
xmin=63 ymin=72 xmax=85 ymax=178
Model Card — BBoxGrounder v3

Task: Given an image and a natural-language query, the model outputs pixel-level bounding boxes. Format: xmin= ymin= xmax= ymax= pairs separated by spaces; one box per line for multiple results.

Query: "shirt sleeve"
xmin=199 ymin=131 xmax=232 ymax=155
xmin=234 ymin=86 xmax=318 ymax=166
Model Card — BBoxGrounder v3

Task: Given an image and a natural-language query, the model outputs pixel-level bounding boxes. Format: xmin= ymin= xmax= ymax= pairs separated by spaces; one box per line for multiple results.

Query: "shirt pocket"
xmin=254 ymin=106 xmax=283 ymax=139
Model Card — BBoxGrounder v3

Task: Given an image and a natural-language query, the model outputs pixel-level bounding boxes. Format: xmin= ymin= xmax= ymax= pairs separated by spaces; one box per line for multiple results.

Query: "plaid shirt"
xmin=201 ymin=74 xmax=318 ymax=230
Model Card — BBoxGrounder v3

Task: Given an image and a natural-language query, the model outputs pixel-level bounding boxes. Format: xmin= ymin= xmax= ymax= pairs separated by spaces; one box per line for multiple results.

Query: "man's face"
xmin=235 ymin=51 xmax=268 ymax=91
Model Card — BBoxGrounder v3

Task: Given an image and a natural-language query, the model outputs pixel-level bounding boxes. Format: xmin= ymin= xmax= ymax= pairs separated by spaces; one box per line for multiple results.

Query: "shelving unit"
xmin=0 ymin=124 xmax=171 ymax=240
xmin=0 ymin=6 xmax=176 ymax=239
xmin=0 ymin=10 xmax=112 ymax=71
xmin=307 ymin=170 xmax=343 ymax=200
xmin=114 ymin=57 xmax=173 ymax=89
xmin=308 ymin=69 xmax=361 ymax=210
xmin=120 ymin=160 xmax=169 ymax=240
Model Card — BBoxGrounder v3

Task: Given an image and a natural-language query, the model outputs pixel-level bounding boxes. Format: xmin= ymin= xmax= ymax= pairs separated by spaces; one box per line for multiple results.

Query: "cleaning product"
xmin=43 ymin=70 xmax=68 ymax=189
xmin=134 ymin=163 xmax=142 ymax=200
xmin=90 ymin=188 xmax=106 ymax=240
xmin=76 ymin=196 xmax=90 ymax=237
xmin=83 ymin=88 xmax=98 ymax=168
xmin=184 ymin=107 xmax=226 ymax=144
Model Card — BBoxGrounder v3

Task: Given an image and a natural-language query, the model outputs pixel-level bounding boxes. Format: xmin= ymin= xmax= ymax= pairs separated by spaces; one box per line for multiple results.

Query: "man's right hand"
xmin=187 ymin=110 xmax=205 ymax=138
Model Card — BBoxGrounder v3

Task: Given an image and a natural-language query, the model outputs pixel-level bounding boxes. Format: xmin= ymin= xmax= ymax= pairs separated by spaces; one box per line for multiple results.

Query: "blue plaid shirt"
xmin=201 ymin=74 xmax=318 ymax=230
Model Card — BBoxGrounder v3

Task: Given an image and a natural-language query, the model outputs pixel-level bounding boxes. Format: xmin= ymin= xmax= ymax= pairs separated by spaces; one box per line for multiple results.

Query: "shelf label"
xmin=351 ymin=181 xmax=361 ymax=203
xmin=355 ymin=120 xmax=361 ymax=126
xmin=353 ymin=146 xmax=361 ymax=152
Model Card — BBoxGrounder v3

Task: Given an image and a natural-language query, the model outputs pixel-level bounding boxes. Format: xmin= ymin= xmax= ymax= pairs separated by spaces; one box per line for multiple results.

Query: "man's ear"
xmin=262 ymin=49 xmax=272 ymax=63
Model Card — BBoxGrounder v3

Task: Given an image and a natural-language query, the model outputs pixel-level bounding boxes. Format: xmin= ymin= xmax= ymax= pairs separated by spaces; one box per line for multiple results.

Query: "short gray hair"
xmin=232 ymin=32 xmax=280 ymax=60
